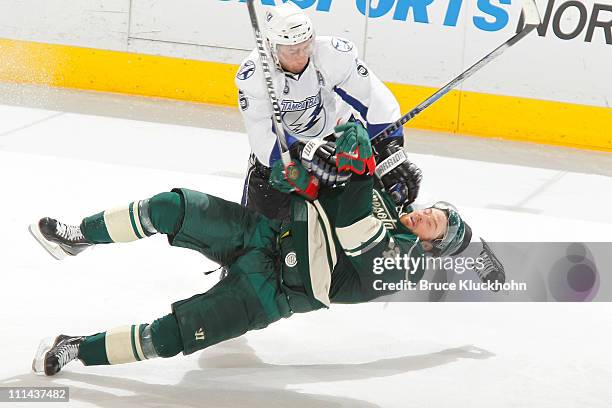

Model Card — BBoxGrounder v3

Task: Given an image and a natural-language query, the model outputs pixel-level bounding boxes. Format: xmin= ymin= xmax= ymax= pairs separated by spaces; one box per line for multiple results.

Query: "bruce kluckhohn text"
xmin=371 ymin=254 xmax=527 ymax=292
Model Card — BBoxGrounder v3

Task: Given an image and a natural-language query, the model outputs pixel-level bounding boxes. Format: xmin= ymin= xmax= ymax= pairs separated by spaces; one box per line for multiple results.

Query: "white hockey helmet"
xmin=264 ymin=2 xmax=314 ymax=70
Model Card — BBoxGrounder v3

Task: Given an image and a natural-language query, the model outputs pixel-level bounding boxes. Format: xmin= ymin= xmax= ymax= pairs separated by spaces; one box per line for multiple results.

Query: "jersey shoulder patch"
xmin=315 ymin=36 xmax=358 ymax=58
xmin=236 ymin=60 xmax=256 ymax=80
xmin=235 ymin=50 xmax=268 ymax=99
xmin=330 ymin=37 xmax=354 ymax=52
xmin=314 ymin=36 xmax=358 ymax=87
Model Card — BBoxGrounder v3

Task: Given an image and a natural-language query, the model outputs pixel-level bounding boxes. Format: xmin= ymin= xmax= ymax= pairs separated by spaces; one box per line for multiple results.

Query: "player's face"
xmin=277 ymin=37 xmax=314 ymax=74
xmin=400 ymin=208 xmax=448 ymax=241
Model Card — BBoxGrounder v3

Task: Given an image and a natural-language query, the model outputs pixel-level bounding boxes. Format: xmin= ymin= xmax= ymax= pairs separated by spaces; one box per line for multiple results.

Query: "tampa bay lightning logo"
xmin=331 ymin=37 xmax=353 ymax=52
xmin=236 ymin=60 xmax=255 ymax=80
xmin=281 ymin=91 xmax=326 ymax=137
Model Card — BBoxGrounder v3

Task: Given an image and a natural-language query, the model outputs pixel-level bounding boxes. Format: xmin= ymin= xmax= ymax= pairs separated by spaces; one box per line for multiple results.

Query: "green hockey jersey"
xmin=287 ymin=174 xmax=426 ymax=309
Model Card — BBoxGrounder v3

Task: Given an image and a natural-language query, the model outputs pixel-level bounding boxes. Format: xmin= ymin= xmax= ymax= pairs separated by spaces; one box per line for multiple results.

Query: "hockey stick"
xmin=246 ymin=0 xmax=292 ymax=166
xmin=370 ymin=0 xmax=542 ymax=146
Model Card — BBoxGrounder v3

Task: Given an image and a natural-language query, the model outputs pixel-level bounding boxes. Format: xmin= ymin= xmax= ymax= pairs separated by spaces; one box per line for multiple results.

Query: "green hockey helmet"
xmin=428 ymin=201 xmax=472 ymax=257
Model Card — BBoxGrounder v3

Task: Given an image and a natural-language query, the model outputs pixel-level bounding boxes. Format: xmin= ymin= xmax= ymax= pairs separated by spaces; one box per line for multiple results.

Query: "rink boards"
xmin=0 ymin=0 xmax=610 ymax=150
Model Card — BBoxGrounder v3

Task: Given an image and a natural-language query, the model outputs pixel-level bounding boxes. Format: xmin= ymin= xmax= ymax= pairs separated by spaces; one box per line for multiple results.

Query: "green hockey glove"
xmin=269 ymin=160 xmax=319 ymax=200
xmin=335 ymin=122 xmax=376 ymax=175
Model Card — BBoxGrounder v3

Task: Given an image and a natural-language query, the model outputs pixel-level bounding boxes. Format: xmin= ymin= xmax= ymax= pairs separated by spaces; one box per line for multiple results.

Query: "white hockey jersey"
xmin=235 ymin=36 xmax=403 ymax=167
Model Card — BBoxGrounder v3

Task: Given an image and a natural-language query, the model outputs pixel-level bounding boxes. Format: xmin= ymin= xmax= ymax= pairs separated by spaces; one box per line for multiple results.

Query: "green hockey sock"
xmin=80 ymin=192 xmax=183 ymax=243
xmin=78 ymin=314 xmax=183 ymax=366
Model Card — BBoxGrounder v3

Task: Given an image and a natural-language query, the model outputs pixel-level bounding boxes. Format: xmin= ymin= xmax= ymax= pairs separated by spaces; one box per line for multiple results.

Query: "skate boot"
xmin=32 ymin=335 xmax=84 ymax=376
xmin=29 ymin=217 xmax=93 ymax=260
xmin=477 ymin=238 xmax=506 ymax=291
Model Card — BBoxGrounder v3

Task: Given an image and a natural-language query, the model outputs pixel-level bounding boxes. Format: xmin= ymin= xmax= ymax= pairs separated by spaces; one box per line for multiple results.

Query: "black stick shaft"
xmin=371 ymin=24 xmax=538 ymax=146
xmin=246 ymin=0 xmax=290 ymax=162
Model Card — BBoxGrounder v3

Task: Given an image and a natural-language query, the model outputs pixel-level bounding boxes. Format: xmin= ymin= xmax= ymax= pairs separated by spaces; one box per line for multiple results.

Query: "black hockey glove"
xmin=373 ymin=138 xmax=422 ymax=206
xmin=290 ymin=139 xmax=351 ymax=187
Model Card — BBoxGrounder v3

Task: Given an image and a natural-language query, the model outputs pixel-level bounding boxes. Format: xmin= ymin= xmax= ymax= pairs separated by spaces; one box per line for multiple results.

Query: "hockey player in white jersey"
xmin=236 ymin=1 xmax=421 ymax=220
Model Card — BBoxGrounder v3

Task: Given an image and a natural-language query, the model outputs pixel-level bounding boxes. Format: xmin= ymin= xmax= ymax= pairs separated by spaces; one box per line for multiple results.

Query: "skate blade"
xmin=32 ymin=337 xmax=55 ymax=375
xmin=28 ymin=223 xmax=67 ymax=260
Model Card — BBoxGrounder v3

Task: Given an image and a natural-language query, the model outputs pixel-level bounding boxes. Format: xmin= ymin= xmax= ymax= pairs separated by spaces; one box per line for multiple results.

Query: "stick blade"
xmin=32 ymin=337 xmax=55 ymax=375
xmin=29 ymin=223 xmax=67 ymax=260
xmin=520 ymin=0 xmax=542 ymax=26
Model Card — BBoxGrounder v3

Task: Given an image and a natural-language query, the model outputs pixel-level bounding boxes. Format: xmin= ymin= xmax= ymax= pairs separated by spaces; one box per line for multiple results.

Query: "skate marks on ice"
xmin=486 ymin=171 xmax=568 ymax=214
xmin=0 ymin=110 xmax=64 ymax=139
xmin=0 ymin=337 xmax=493 ymax=408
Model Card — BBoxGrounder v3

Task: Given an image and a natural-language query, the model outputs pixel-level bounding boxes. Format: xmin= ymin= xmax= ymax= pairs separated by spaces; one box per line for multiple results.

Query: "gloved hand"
xmin=373 ymin=139 xmax=422 ymax=206
xmin=290 ymin=139 xmax=351 ymax=187
xmin=269 ymin=159 xmax=319 ymax=200
xmin=334 ymin=121 xmax=376 ymax=175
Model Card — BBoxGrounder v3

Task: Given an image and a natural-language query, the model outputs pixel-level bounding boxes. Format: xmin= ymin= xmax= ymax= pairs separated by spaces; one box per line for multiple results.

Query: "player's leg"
xmin=168 ymin=188 xmax=281 ymax=266
xmin=33 ymin=249 xmax=293 ymax=376
xmin=171 ymin=249 xmax=291 ymax=356
xmin=29 ymin=191 xmax=182 ymax=260
xmin=32 ymin=313 xmax=184 ymax=376
xmin=30 ymin=188 xmax=279 ymax=266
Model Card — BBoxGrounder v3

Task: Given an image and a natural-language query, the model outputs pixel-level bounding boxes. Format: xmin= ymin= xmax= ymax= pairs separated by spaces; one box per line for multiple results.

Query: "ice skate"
xmin=29 ymin=217 xmax=93 ymax=260
xmin=32 ymin=335 xmax=84 ymax=376
xmin=477 ymin=238 xmax=506 ymax=290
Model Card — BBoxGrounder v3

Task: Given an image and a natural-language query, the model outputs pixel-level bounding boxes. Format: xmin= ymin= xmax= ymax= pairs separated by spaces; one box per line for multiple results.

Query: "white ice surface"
xmin=0 ymin=102 xmax=611 ymax=407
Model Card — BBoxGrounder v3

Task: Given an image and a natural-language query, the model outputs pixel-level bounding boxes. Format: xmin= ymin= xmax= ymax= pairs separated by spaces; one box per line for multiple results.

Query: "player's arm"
xmin=289 ymin=137 xmax=351 ymax=187
xmin=324 ymin=38 xmax=403 ymax=143
xmin=322 ymin=38 xmax=421 ymax=205
xmin=239 ymin=86 xmax=347 ymax=188
xmin=334 ymin=121 xmax=421 ymax=208
xmin=237 ymin=87 xmax=288 ymax=167
xmin=333 ymin=175 xmax=425 ymax=301
xmin=331 ymin=126 xmax=424 ymax=300
xmin=338 ymin=65 xmax=421 ymax=205
xmin=236 ymin=58 xmax=346 ymax=185
xmin=236 ymin=56 xmax=298 ymax=167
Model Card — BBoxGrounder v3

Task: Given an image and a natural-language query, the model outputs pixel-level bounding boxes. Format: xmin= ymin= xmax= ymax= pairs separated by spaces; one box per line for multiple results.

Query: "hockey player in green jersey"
xmin=30 ymin=122 xmax=472 ymax=377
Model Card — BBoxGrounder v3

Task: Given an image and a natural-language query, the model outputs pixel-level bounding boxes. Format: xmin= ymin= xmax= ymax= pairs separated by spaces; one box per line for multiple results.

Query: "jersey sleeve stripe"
xmin=336 ymin=215 xmax=384 ymax=252
xmin=343 ymin=225 xmax=387 ymax=257
xmin=333 ymin=86 xmax=369 ymax=121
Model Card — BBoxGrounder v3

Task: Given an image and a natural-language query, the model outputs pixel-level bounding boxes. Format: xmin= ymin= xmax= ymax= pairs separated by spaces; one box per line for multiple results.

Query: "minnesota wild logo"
xmin=288 ymin=166 xmax=300 ymax=181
